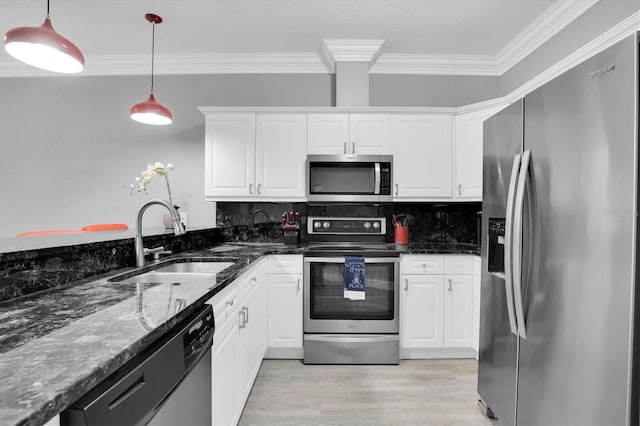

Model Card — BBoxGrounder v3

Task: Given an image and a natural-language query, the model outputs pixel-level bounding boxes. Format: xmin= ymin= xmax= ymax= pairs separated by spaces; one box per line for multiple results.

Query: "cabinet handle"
xmin=352 ymin=142 xmax=355 ymax=154
xmin=344 ymin=142 xmax=347 ymax=154
xmin=297 ymin=278 xmax=301 ymax=291
xmin=395 ymin=184 xmax=399 ymax=196
xmin=448 ymin=279 xmax=452 ymax=292
xmin=257 ymin=184 xmax=262 ymax=195
xmin=249 ymin=183 xmax=254 ymax=194
xmin=239 ymin=309 xmax=246 ymax=329
xmin=251 ymin=276 xmax=257 ymax=282
xmin=458 ymin=184 xmax=462 ymax=196
xmin=226 ymin=299 xmax=234 ymax=307
xmin=404 ymin=278 xmax=409 ymax=291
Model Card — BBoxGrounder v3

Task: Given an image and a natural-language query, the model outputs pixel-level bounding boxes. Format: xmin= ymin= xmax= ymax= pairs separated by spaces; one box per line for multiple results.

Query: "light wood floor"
xmin=239 ymin=359 xmax=499 ymax=425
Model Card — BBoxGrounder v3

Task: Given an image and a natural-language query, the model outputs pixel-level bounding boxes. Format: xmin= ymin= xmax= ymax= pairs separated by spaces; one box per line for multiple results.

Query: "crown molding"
xmin=496 ymin=0 xmax=600 ymax=74
xmin=0 ymin=53 xmax=332 ymax=78
xmin=509 ymin=10 xmax=640 ymax=101
xmin=0 ymin=0 xmax=614 ymax=78
xmin=322 ymin=39 xmax=385 ymax=68
xmin=371 ymin=54 xmax=500 ymax=75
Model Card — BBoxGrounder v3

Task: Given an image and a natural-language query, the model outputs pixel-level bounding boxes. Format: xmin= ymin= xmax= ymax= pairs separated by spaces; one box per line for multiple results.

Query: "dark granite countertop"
xmin=0 ymin=242 xmax=302 ymax=426
xmin=399 ymin=242 xmax=480 ymax=256
xmin=0 ymin=240 xmax=472 ymax=426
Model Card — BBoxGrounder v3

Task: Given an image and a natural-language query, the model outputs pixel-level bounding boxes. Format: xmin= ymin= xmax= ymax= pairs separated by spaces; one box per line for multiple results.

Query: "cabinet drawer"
xmin=268 ymin=255 xmax=303 ymax=274
xmin=239 ymin=258 xmax=267 ymax=298
xmin=401 ymin=255 xmax=445 ymax=275
xmin=444 ymin=256 xmax=474 ymax=275
xmin=207 ymin=280 xmax=240 ymax=328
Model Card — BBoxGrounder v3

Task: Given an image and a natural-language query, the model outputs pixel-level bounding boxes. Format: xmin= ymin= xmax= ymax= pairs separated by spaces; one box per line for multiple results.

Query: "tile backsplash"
xmin=216 ymin=202 xmax=482 ymax=245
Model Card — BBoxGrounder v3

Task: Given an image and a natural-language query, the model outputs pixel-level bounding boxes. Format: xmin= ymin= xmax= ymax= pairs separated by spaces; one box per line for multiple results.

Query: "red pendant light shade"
xmin=4 ymin=3 xmax=84 ymax=74
xmin=130 ymin=13 xmax=172 ymax=126
xmin=131 ymin=93 xmax=173 ymax=125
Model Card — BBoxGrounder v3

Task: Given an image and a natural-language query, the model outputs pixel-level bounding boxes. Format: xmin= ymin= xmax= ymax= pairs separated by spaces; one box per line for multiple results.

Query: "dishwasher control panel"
xmin=183 ymin=307 xmax=215 ymax=367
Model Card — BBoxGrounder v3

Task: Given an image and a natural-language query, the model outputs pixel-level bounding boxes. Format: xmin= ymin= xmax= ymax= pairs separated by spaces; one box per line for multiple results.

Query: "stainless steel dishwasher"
xmin=61 ymin=305 xmax=214 ymax=426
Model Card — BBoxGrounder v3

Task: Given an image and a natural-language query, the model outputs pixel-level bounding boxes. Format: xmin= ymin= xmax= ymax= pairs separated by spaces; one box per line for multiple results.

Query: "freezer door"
xmin=516 ymin=34 xmax=638 ymax=425
xmin=478 ymin=99 xmax=523 ymax=426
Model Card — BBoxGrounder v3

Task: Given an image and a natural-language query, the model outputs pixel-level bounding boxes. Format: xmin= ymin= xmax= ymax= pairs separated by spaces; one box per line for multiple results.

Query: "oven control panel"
xmin=307 ymin=217 xmax=386 ymax=235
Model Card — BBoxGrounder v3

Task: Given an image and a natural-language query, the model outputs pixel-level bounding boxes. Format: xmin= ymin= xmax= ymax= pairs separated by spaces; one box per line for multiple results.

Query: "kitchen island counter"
xmin=0 ymin=242 xmax=302 ymax=426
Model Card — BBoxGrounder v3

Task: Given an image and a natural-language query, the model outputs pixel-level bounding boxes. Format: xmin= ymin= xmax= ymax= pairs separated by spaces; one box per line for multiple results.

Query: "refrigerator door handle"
xmin=512 ymin=149 xmax=531 ymax=339
xmin=504 ymin=153 xmax=521 ymax=336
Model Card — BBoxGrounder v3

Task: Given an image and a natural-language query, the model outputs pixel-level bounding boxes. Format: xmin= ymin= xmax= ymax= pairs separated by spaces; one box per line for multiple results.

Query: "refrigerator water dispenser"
xmin=488 ymin=218 xmax=505 ymax=273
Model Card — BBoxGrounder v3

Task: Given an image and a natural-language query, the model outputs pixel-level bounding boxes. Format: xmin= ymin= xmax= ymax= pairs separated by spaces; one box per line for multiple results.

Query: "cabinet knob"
xmin=226 ymin=299 xmax=234 ymax=307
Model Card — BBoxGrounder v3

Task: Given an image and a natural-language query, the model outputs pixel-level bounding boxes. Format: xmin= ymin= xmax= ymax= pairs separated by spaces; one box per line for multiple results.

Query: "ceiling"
xmin=0 ymin=0 xmax=599 ymax=77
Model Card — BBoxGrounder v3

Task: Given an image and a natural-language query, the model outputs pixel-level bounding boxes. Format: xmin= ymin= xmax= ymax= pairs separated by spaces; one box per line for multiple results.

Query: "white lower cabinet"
xmin=266 ymin=255 xmax=304 ymax=359
xmin=472 ymin=255 xmax=481 ymax=359
xmin=208 ymin=259 xmax=267 ymax=426
xmin=400 ymin=254 xmax=475 ymax=358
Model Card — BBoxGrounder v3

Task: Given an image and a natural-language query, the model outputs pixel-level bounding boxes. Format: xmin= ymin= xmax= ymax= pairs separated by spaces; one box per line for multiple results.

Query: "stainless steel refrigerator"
xmin=478 ymin=32 xmax=640 ymax=425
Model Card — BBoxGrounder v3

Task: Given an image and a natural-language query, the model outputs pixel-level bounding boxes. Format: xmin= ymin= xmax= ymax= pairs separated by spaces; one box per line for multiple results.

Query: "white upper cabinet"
xmin=204 ymin=113 xmax=306 ymax=200
xmin=454 ymin=106 xmax=504 ymax=200
xmin=204 ymin=113 xmax=256 ymax=199
xmin=307 ymin=113 xmax=391 ymax=155
xmin=255 ymin=114 xmax=307 ymax=198
xmin=392 ymin=115 xmax=453 ymax=199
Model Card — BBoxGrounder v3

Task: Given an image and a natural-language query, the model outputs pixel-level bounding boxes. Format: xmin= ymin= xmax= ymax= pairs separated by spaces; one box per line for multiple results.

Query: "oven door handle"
xmin=304 ymin=334 xmax=399 ymax=343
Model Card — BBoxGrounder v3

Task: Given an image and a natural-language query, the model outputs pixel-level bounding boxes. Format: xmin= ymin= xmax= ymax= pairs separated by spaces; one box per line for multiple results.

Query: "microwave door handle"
xmin=374 ymin=162 xmax=381 ymax=195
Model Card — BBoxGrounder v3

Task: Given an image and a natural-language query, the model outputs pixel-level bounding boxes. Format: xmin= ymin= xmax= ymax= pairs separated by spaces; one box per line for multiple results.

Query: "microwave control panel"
xmin=380 ymin=164 xmax=391 ymax=195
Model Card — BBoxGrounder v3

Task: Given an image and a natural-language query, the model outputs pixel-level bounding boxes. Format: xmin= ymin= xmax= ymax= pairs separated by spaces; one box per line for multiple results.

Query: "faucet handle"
xmin=144 ymin=246 xmax=165 ymax=255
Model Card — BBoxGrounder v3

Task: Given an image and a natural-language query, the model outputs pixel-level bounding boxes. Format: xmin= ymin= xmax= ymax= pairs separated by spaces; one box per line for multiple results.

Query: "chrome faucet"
xmin=135 ymin=199 xmax=186 ymax=267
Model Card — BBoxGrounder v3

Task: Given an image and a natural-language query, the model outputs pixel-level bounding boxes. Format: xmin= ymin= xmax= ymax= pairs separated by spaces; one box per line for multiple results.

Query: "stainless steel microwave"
xmin=307 ymin=155 xmax=393 ymax=202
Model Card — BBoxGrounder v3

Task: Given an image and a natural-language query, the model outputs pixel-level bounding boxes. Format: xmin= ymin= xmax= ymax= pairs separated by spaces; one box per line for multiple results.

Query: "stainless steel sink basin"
xmin=109 ymin=261 xmax=235 ymax=283
xmin=152 ymin=261 xmax=235 ymax=274
xmin=113 ymin=271 xmax=216 ymax=284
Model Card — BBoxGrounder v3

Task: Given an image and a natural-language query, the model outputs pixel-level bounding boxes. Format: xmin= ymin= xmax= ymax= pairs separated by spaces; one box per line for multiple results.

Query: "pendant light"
xmin=130 ymin=13 xmax=172 ymax=126
xmin=3 ymin=0 xmax=84 ymax=73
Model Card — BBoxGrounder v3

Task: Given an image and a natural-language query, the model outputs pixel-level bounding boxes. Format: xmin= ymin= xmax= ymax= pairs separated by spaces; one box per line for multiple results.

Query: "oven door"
xmin=303 ymin=256 xmax=399 ymax=334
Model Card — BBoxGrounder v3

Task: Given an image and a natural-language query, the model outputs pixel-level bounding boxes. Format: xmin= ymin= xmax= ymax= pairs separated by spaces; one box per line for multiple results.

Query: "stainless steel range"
xmin=303 ymin=216 xmax=400 ymax=364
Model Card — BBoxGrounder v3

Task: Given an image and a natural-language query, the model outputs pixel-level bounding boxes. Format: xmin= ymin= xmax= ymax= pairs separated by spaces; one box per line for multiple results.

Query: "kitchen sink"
xmin=151 ymin=261 xmax=235 ymax=274
xmin=109 ymin=261 xmax=236 ymax=283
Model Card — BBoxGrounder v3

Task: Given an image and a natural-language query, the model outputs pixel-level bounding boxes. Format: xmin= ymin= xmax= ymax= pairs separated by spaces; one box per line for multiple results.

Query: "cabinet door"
xmin=211 ymin=311 xmax=241 ymax=426
xmin=204 ymin=113 xmax=256 ymax=198
xmin=255 ymin=114 xmax=307 ymax=198
xmin=392 ymin=115 xmax=453 ymax=198
xmin=240 ymin=281 xmax=267 ymax=400
xmin=267 ymin=273 xmax=303 ymax=349
xmin=454 ymin=106 xmax=503 ymax=199
xmin=444 ymin=274 xmax=473 ymax=348
xmin=349 ymin=114 xmax=392 ymax=155
xmin=401 ymin=274 xmax=444 ymax=349
xmin=472 ymin=256 xmax=481 ymax=357
xmin=307 ymin=113 xmax=349 ymax=155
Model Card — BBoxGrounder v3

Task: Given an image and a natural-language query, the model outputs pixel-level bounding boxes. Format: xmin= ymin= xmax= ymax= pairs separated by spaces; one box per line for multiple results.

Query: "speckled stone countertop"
xmin=0 ymin=240 xmax=474 ymax=426
xmin=0 ymin=242 xmax=303 ymax=426
xmin=399 ymin=242 xmax=480 ymax=256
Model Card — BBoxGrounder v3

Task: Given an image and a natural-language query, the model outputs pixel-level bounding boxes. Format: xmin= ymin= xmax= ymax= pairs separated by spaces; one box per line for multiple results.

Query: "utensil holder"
xmin=394 ymin=226 xmax=409 ymax=245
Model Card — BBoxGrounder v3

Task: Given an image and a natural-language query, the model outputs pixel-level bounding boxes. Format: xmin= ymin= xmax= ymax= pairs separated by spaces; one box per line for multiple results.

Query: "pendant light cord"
xmin=150 ymin=21 xmax=155 ymax=94
xmin=46 ymin=0 xmax=50 ymax=18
